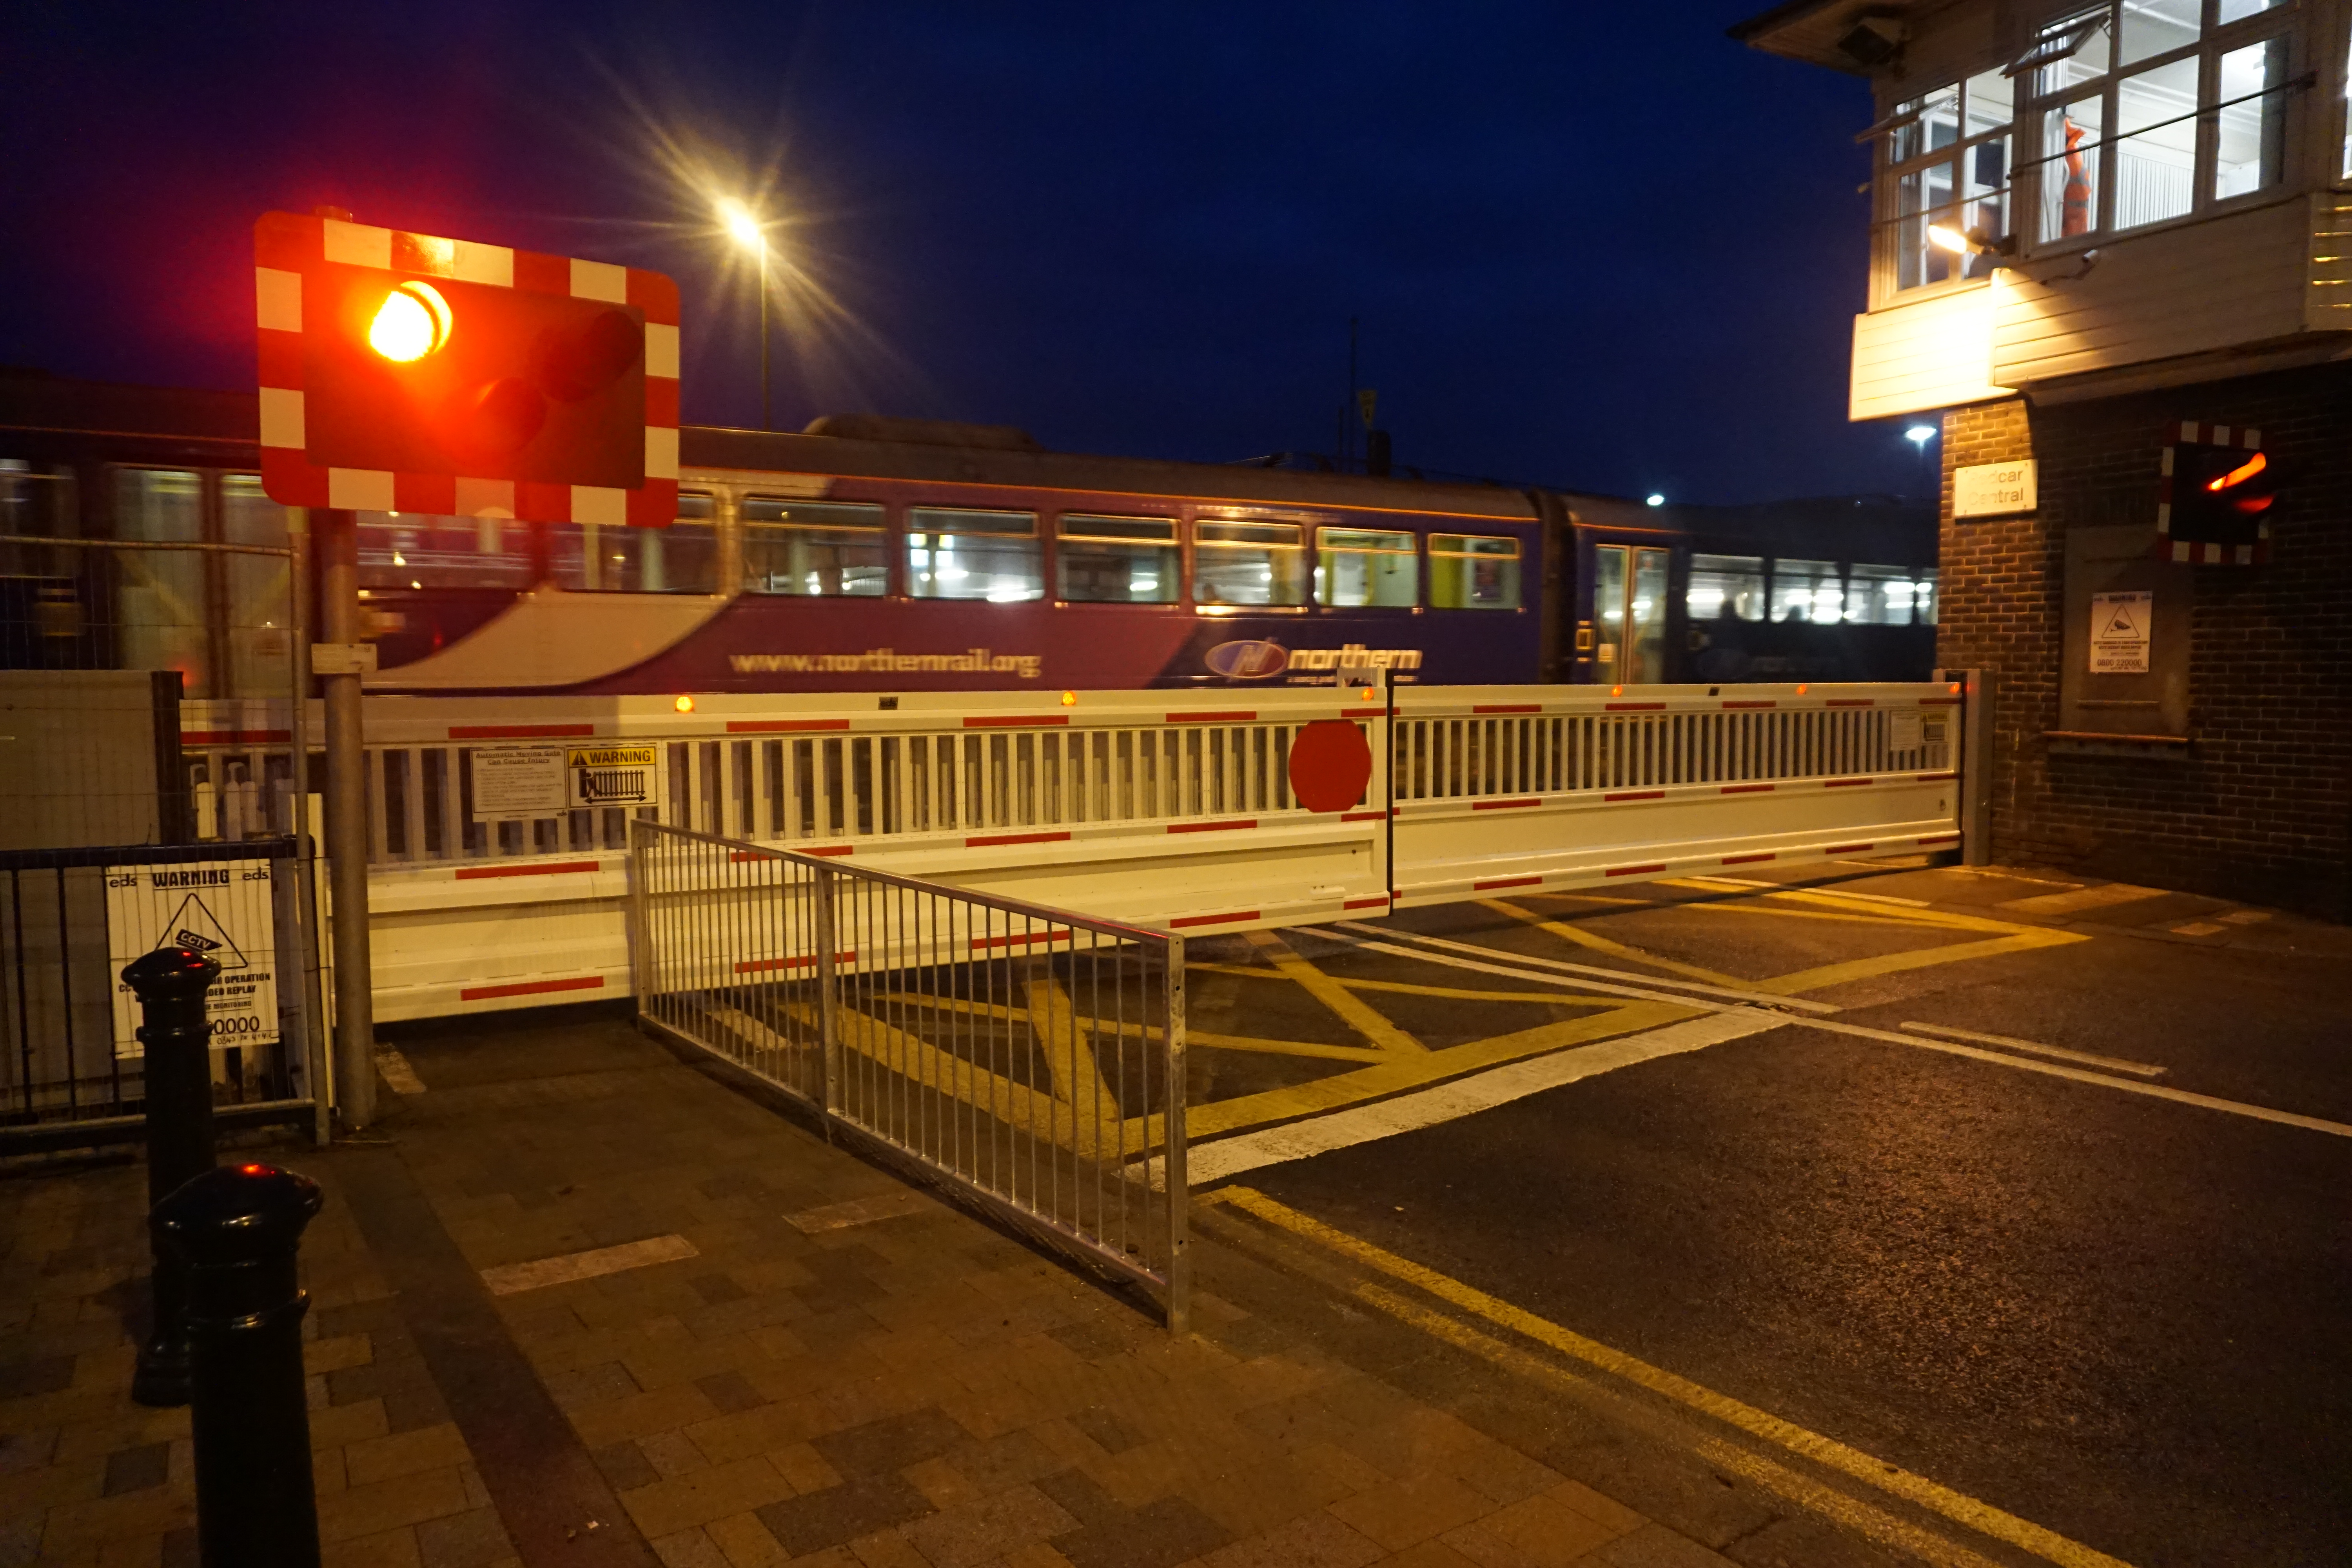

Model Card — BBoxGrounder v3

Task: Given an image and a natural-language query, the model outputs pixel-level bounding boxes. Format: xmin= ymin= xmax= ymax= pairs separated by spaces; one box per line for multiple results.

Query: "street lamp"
xmin=718 ymin=198 xmax=771 ymax=431
xmin=1906 ymin=423 xmax=1937 ymax=498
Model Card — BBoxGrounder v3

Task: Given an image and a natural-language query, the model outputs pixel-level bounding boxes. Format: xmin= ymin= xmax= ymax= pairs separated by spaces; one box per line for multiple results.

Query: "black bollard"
xmin=126 ymin=946 xmax=221 ymax=1407
xmin=152 ymin=1161 xmax=326 ymax=1568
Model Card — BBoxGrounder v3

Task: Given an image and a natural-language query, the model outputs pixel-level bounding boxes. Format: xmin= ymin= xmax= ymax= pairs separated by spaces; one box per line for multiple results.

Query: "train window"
xmin=361 ymin=512 xmax=537 ymax=591
xmin=1194 ymin=519 xmax=1308 ymax=606
xmin=1427 ymin=535 xmax=1520 ymax=610
xmin=743 ymin=498 xmax=889 ymax=597
xmin=1316 ymin=527 xmax=1418 ymax=608
xmin=220 ymin=476 xmax=294 ymax=697
xmin=1 ymin=460 xmax=76 ymax=577
xmin=113 ymin=468 xmax=212 ymax=696
xmin=1058 ymin=515 xmax=1177 ymax=604
xmin=1770 ymin=559 xmax=1844 ymax=624
xmin=1916 ymin=567 xmax=1940 ymax=625
xmin=1687 ymin=554 xmax=1766 ymax=622
xmin=907 ymin=507 xmax=1043 ymax=601
xmin=1844 ymin=563 xmax=1929 ymax=625
xmin=551 ymin=491 xmax=719 ymax=593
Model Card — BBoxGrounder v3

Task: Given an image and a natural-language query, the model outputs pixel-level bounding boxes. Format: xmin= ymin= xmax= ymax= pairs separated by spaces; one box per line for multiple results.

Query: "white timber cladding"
xmin=1990 ymin=199 xmax=2314 ymax=385
xmin=1850 ymin=283 xmax=2014 ymax=420
xmin=175 ymin=684 xmax=1965 ymax=1020
xmin=2308 ymin=190 xmax=2352 ymax=330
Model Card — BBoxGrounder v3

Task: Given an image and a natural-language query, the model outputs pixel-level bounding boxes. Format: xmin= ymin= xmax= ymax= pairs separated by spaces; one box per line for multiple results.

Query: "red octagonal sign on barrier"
xmin=1287 ymin=720 xmax=1374 ymax=813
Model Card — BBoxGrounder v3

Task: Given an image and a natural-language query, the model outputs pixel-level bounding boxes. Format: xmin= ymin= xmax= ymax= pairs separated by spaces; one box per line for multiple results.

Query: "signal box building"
xmin=1736 ymin=0 xmax=2352 ymax=918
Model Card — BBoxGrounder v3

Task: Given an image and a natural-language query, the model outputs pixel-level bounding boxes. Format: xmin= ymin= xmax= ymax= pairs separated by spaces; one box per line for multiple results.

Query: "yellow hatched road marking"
xmin=1023 ymin=972 xmax=1109 ymax=1110
xmin=1136 ymin=998 xmax=1697 ymax=1144
xmin=1219 ymin=1187 xmax=2139 ymax=1568
xmin=1481 ymin=897 xmax=1753 ymax=987
xmin=1750 ymin=930 xmax=2085 ymax=997
xmin=1243 ymin=929 xmax=1426 ymax=1056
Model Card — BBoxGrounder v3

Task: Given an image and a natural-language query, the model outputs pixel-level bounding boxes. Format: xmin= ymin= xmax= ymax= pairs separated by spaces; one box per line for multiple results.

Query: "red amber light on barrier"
xmin=367 ymin=281 xmax=452 ymax=361
xmin=674 ymin=695 xmax=695 ymax=713
xmin=1060 ymin=691 xmax=1078 ymax=706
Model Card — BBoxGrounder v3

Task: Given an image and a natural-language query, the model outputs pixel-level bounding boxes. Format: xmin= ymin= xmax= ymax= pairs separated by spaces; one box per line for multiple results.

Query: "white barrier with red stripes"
xmin=176 ymin=680 xmax=1964 ymax=1020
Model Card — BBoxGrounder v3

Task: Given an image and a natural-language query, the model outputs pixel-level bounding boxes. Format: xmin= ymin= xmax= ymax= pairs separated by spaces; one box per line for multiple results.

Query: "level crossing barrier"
xmin=173 ymin=680 xmax=1965 ymax=1021
xmin=632 ymin=818 xmax=1189 ymax=1328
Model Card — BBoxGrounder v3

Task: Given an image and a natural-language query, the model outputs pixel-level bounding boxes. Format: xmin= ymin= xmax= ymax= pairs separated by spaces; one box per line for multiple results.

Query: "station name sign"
xmin=1953 ymin=460 xmax=2036 ymax=519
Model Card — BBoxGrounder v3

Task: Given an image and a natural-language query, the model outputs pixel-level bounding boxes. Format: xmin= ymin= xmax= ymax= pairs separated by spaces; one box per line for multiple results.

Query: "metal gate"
xmin=632 ymin=818 xmax=1190 ymax=1328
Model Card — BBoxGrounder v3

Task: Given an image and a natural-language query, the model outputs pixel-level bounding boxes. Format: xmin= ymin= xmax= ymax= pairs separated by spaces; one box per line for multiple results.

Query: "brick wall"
xmin=1936 ymin=368 xmax=2352 ymax=918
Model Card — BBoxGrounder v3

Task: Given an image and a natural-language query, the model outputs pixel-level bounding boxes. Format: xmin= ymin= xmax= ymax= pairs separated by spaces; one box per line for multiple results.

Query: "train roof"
xmin=681 ymin=424 xmax=1541 ymax=520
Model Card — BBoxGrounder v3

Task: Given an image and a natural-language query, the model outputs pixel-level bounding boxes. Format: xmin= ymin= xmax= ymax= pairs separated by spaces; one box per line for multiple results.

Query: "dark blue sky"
xmin=0 ymin=3 xmax=1917 ymax=503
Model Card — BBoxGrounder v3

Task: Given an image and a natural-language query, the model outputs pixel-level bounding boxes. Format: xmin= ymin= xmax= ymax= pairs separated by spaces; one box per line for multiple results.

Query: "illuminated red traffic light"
xmin=367 ymin=281 xmax=452 ymax=362
xmin=255 ymin=211 xmax=681 ymax=524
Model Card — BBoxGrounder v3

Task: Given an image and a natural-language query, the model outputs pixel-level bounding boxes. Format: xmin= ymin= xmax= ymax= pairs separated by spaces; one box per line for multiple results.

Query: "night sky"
xmin=0 ymin=3 xmax=1917 ymax=505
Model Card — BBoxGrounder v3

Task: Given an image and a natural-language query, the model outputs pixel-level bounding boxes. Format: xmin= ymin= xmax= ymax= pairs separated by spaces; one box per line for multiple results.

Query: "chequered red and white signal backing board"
xmin=253 ymin=210 xmax=680 ymax=527
xmin=2155 ymin=419 xmax=2268 ymax=565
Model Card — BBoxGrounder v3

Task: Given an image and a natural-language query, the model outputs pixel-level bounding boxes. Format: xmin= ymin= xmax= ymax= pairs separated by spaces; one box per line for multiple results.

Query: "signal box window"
xmin=1058 ymin=515 xmax=1177 ymax=603
xmin=1688 ymin=554 xmax=1766 ymax=622
xmin=1428 ymin=534 xmax=1520 ymax=610
xmin=1771 ymin=559 xmax=1844 ymax=624
xmin=907 ymin=508 xmax=1043 ymax=602
xmin=1316 ymin=527 xmax=1418 ymax=608
xmin=1194 ymin=520 xmax=1308 ymax=606
xmin=2015 ymin=0 xmax=2290 ymax=245
xmin=1879 ymin=67 xmax=2012 ymax=292
xmin=552 ymin=491 xmax=719 ymax=592
xmin=744 ymin=499 xmax=889 ymax=597
xmin=1844 ymin=563 xmax=1928 ymax=624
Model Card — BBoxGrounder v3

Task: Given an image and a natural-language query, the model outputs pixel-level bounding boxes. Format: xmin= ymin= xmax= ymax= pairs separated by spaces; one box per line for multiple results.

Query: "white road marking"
xmin=1898 ymin=1021 xmax=2166 ymax=1078
xmin=783 ymin=1189 xmax=938 ymax=1232
xmin=374 ymin=1049 xmax=426 ymax=1094
xmin=2219 ymin=909 xmax=2270 ymax=926
xmin=479 ymin=1233 xmax=699 ymax=1296
xmin=1308 ymin=928 xmax=2352 ymax=1142
xmin=1187 ymin=1010 xmax=1782 ymax=1183
xmin=1811 ymin=1016 xmax=2352 ymax=1139
xmin=1322 ymin=922 xmax=1840 ymax=1014
xmin=2171 ymin=922 xmax=2227 ymax=937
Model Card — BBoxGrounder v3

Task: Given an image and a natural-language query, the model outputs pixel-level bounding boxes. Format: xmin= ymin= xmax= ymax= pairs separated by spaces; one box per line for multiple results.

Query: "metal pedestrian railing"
xmin=630 ymin=818 xmax=1190 ymax=1329
xmin=0 ymin=838 xmax=325 ymax=1153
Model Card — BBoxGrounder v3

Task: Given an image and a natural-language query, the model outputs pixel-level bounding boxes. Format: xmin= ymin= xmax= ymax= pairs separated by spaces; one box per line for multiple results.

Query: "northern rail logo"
xmin=1203 ymin=640 xmax=1424 ymax=679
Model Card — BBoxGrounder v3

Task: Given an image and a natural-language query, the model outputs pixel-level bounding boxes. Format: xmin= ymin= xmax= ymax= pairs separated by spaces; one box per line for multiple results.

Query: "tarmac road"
xmin=1185 ymin=861 xmax=2352 ymax=1568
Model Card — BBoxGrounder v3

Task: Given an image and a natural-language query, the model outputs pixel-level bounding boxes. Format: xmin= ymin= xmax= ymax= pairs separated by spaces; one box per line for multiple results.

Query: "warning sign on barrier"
xmin=566 ymin=744 xmax=664 ymax=810
xmin=105 ymin=860 xmax=281 ymax=1057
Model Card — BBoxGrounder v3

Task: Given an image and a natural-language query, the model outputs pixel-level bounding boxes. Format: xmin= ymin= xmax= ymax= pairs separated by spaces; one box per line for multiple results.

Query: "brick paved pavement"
xmin=2 ymin=1010 xmax=1747 ymax=1568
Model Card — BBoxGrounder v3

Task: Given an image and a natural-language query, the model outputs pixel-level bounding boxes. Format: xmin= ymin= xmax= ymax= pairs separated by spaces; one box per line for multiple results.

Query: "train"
xmin=0 ymin=370 xmax=1937 ymax=700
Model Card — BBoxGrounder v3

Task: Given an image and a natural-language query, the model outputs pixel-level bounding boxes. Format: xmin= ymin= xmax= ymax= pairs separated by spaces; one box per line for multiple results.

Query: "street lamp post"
xmin=720 ymin=200 xmax=770 ymax=431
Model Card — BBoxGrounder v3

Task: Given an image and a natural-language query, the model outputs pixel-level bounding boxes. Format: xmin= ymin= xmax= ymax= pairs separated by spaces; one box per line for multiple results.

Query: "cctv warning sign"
xmin=2088 ymin=591 xmax=2153 ymax=675
xmin=105 ymin=860 xmax=281 ymax=1058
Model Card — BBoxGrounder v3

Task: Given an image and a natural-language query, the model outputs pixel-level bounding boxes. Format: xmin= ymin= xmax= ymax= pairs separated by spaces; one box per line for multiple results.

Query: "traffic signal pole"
xmin=315 ymin=509 xmax=376 ymax=1131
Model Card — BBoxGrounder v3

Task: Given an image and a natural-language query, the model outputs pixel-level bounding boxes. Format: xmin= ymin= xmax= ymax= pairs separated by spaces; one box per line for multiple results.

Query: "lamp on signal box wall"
xmin=1928 ymin=223 xmax=2018 ymax=261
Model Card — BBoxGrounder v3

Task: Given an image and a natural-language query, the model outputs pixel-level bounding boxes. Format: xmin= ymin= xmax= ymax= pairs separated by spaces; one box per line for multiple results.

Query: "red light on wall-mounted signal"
xmin=368 ymin=281 xmax=452 ymax=362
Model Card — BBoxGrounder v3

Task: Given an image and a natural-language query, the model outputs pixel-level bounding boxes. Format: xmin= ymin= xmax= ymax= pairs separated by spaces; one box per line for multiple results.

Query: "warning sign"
xmin=566 ymin=744 xmax=664 ymax=810
xmin=472 ymin=746 xmax=566 ymax=823
xmin=2089 ymin=591 xmax=2152 ymax=675
xmin=105 ymin=860 xmax=280 ymax=1058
